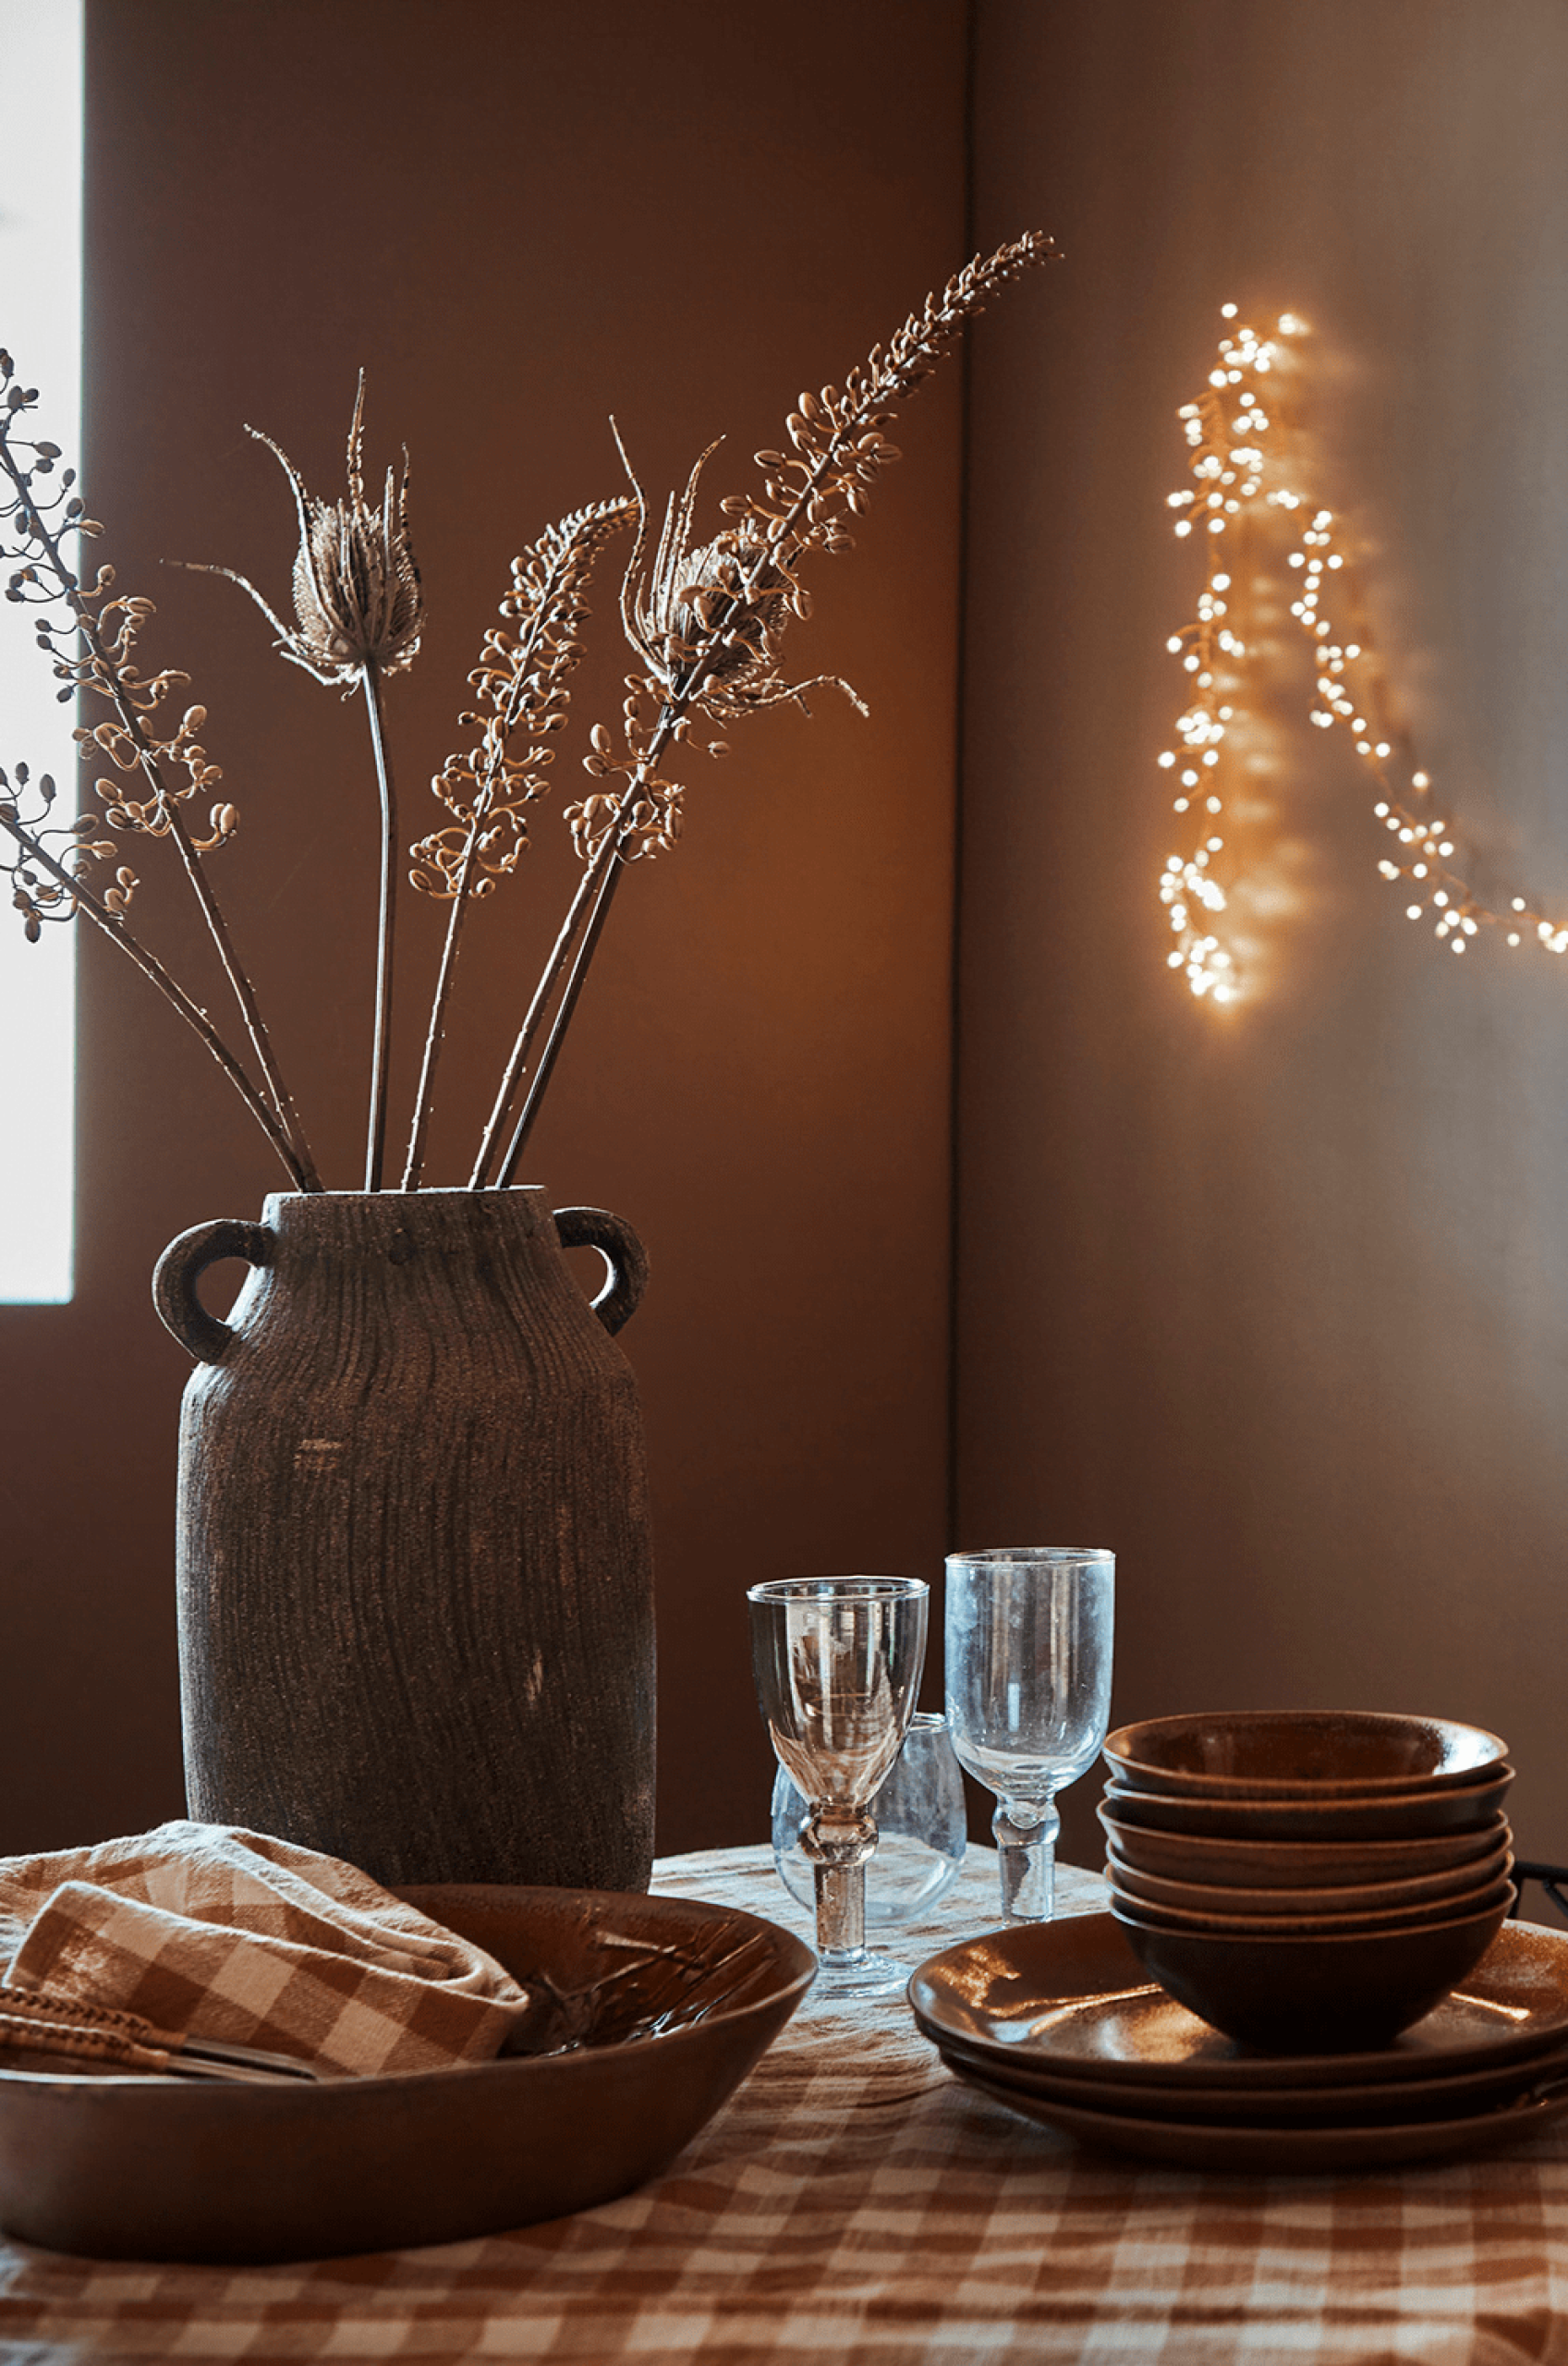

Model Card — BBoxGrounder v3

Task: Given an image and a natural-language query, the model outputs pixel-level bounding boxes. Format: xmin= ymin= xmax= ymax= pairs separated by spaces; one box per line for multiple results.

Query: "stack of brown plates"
xmin=1100 ymin=1711 xmax=1514 ymax=2048
xmin=907 ymin=1912 xmax=1568 ymax=2172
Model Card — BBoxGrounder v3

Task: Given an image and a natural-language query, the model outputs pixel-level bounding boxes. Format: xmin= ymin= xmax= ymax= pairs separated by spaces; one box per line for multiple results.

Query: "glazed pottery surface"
xmin=1104 ymin=1836 xmax=1513 ymax=1919
xmin=1102 ymin=1767 xmax=1513 ymax=1842
xmin=908 ymin=1913 xmax=1568 ymax=2087
xmin=154 ymin=1189 xmax=656 ymax=1890
xmin=1111 ymin=1893 xmax=1512 ymax=2049
xmin=1107 ymin=1867 xmax=1514 ymax=1939
xmin=1097 ymin=1802 xmax=1510 ymax=1888
xmin=1103 ymin=1710 xmax=1509 ymax=1799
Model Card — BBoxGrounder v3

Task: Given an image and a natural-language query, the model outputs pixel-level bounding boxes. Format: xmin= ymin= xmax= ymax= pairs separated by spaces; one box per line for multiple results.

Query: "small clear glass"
xmin=772 ymin=1710 xmax=966 ymax=1927
xmin=945 ymin=1546 xmax=1114 ymax=1924
xmin=748 ymin=1574 xmax=929 ymax=1996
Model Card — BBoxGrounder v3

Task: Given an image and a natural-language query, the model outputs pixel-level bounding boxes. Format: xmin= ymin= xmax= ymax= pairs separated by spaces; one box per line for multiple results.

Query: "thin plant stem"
xmin=398 ymin=829 xmax=475 ymax=1192
xmin=0 ymin=432 xmax=322 ymax=1187
xmin=468 ymin=702 xmax=682 ymax=1189
xmin=467 ymin=836 xmax=609 ymax=1188
xmin=414 ymin=498 xmax=636 ymax=1194
xmin=360 ymin=659 xmax=397 ymax=1192
xmin=494 ymin=849 xmax=626 ymax=1189
xmin=161 ymin=799 xmax=322 ymax=1189
xmin=0 ymin=811 xmax=311 ymax=1186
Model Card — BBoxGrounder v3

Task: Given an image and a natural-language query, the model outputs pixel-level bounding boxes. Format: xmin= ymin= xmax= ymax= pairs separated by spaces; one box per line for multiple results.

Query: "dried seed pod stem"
xmin=0 ymin=774 xmax=312 ymax=1188
xmin=404 ymin=495 xmax=634 ymax=1192
xmin=360 ymin=659 xmax=398 ymax=1192
xmin=0 ymin=358 xmax=320 ymax=1187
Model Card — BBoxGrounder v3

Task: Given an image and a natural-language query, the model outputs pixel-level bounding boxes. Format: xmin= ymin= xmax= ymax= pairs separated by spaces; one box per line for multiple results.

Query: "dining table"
xmin=1 ymin=1841 xmax=1565 ymax=2363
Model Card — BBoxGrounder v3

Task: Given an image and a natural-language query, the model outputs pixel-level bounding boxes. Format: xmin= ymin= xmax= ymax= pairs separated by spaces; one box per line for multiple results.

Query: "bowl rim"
xmin=1109 ymin=1885 xmax=1514 ymax=1947
xmin=1106 ymin=1866 xmax=1516 ymax=1937
xmin=1097 ymin=1797 xmax=1510 ymax=1861
xmin=1102 ymin=1709 xmax=1510 ymax=1797
xmin=1102 ymin=1764 xmax=1514 ymax=1817
xmin=1104 ymin=1836 xmax=1513 ymax=1915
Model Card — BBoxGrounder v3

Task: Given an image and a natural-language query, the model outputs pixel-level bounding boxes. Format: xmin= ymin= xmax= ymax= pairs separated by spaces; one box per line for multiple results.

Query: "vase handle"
xmin=553 ymin=1206 xmax=648 ymax=1335
xmin=152 ymin=1218 xmax=273 ymax=1363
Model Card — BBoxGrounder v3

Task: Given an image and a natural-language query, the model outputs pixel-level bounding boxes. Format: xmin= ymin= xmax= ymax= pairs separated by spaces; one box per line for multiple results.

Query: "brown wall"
xmin=0 ymin=1 xmax=968 ymax=1855
xmin=961 ymin=0 xmax=1568 ymax=1863
xmin=15 ymin=1 xmax=1560 ymax=1886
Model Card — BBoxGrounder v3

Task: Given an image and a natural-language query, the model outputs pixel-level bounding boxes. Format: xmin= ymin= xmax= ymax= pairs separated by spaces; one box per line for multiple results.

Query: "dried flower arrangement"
xmin=0 ymin=234 xmax=1055 ymax=1194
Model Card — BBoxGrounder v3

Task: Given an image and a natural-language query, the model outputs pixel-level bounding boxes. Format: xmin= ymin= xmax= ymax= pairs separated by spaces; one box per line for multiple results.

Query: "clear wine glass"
xmin=748 ymin=1575 xmax=929 ymax=1996
xmin=944 ymin=1547 xmax=1114 ymax=1923
xmin=771 ymin=1710 xmax=966 ymax=1927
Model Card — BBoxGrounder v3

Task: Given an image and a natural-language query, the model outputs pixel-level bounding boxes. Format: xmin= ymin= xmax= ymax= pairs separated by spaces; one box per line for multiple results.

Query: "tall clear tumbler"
xmin=944 ymin=1547 xmax=1114 ymax=1923
xmin=748 ymin=1575 xmax=929 ymax=1996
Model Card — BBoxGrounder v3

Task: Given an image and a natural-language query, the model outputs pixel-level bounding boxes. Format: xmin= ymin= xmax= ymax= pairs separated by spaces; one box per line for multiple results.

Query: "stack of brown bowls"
xmin=1100 ymin=1711 xmax=1514 ymax=2051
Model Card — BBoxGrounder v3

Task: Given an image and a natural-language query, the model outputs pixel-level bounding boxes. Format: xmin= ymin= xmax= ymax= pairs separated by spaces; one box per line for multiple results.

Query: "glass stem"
xmin=994 ymin=1796 xmax=1060 ymax=1923
xmin=813 ymin=1858 xmax=868 ymax=1964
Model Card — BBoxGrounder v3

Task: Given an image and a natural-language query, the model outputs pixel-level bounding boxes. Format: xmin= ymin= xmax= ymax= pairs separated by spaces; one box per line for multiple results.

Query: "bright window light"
xmin=0 ymin=0 xmax=82 ymax=1302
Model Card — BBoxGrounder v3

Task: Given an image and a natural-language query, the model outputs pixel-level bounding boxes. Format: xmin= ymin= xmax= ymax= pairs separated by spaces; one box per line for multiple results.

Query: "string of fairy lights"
xmin=1157 ymin=305 xmax=1565 ymax=1004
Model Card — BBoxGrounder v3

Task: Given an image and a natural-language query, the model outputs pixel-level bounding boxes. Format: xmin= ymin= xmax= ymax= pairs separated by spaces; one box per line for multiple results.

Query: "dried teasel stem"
xmin=360 ymin=659 xmax=397 ymax=1193
xmin=176 ymin=374 xmax=423 ymax=1189
xmin=402 ymin=496 xmax=635 ymax=1192
xmin=0 ymin=792 xmax=312 ymax=1187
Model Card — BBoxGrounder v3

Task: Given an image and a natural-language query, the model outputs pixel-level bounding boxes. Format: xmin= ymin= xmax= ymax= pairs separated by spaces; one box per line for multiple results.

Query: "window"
xmin=0 ymin=0 xmax=83 ymax=1301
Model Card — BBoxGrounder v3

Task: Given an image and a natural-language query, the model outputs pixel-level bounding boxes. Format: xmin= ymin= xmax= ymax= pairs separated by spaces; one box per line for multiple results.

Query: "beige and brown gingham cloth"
xmin=0 ymin=1820 xmax=529 ymax=2076
xmin=3 ymin=1846 xmax=1568 ymax=2361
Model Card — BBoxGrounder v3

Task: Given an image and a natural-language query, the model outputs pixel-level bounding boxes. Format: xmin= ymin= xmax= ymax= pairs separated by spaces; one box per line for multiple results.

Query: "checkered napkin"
xmin=0 ymin=1821 xmax=533 ymax=2076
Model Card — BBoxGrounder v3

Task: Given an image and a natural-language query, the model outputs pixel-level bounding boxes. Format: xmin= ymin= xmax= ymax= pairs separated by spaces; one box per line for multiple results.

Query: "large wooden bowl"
xmin=0 ymin=1884 xmax=815 ymax=2263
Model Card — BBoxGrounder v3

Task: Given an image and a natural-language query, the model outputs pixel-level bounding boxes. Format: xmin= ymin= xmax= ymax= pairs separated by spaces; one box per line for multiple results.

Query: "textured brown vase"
xmin=152 ymin=1188 xmax=655 ymax=1891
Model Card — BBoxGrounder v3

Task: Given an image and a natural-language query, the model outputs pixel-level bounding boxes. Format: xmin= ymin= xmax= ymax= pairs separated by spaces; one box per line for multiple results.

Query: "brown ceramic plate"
xmin=943 ymin=2051 xmax=1568 ymax=2173
xmin=1105 ymin=1835 xmax=1511 ymax=1919
xmin=1098 ymin=1805 xmax=1511 ymax=1887
xmin=1102 ymin=1767 xmax=1513 ymax=1841
xmin=0 ymin=1884 xmax=816 ymax=2263
xmin=1102 ymin=1710 xmax=1510 ymax=1799
xmin=930 ymin=2028 xmax=1568 ymax=2128
xmin=906 ymin=1912 xmax=1568 ymax=2087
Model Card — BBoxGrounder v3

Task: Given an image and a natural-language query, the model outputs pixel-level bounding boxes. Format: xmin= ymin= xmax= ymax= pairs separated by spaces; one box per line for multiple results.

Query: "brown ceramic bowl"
xmin=1112 ymin=1892 xmax=1512 ymax=2050
xmin=1105 ymin=1838 xmax=1513 ymax=1921
xmin=1103 ymin=1710 xmax=1509 ymax=1799
xmin=1102 ymin=1765 xmax=1513 ymax=1842
xmin=1107 ymin=1866 xmax=1516 ymax=1939
xmin=0 ymin=1884 xmax=816 ymax=2263
xmin=1098 ymin=1800 xmax=1511 ymax=1889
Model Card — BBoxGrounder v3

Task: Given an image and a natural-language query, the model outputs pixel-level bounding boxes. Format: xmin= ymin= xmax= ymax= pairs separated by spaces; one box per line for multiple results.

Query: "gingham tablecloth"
xmin=2 ymin=1844 xmax=1567 ymax=2363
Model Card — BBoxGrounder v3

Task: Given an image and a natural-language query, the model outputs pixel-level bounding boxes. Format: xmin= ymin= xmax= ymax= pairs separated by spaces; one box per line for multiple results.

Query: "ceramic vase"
xmin=152 ymin=1187 xmax=655 ymax=1891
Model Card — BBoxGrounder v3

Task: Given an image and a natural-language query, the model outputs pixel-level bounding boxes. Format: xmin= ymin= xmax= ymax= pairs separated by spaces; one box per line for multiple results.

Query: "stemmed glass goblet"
xmin=944 ymin=1547 xmax=1114 ymax=1924
xmin=748 ymin=1574 xmax=929 ymax=1996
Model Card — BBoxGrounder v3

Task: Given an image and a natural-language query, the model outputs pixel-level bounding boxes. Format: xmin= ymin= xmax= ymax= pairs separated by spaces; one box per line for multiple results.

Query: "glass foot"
xmin=813 ymin=1947 xmax=916 ymax=2000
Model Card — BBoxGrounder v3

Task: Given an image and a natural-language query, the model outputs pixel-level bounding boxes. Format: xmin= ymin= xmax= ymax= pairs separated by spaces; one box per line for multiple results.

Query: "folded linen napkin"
xmin=0 ymin=1821 xmax=531 ymax=2076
